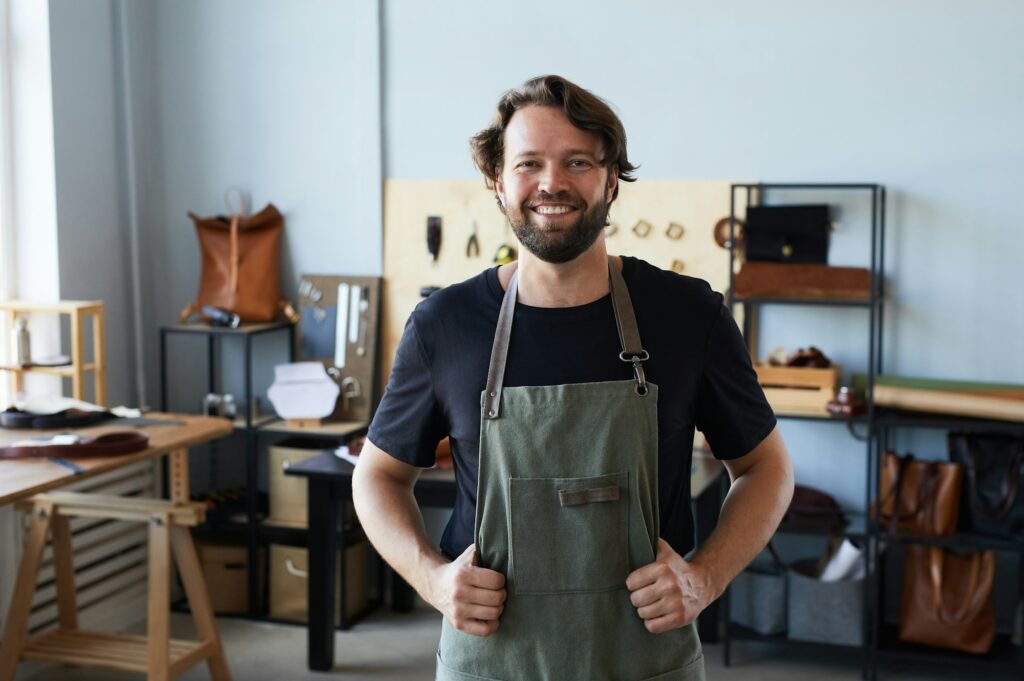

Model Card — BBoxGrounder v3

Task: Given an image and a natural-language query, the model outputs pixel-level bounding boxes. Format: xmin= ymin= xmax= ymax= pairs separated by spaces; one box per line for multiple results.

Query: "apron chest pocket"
xmin=509 ymin=471 xmax=629 ymax=594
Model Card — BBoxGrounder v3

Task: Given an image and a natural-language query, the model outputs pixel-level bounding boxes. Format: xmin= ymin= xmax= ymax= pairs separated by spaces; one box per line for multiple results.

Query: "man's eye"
xmin=569 ymin=159 xmax=592 ymax=169
xmin=517 ymin=161 xmax=538 ymax=169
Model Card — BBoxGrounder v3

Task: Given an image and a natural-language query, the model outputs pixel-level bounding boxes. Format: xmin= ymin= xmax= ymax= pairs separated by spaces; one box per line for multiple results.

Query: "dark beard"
xmin=505 ymin=191 xmax=609 ymax=264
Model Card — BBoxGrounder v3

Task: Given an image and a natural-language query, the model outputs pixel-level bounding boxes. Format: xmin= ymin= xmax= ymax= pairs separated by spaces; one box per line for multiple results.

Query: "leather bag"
xmin=949 ymin=431 xmax=1024 ymax=539
xmin=899 ymin=545 xmax=995 ymax=654
xmin=179 ymin=203 xmax=294 ymax=323
xmin=877 ymin=451 xmax=962 ymax=536
xmin=744 ymin=204 xmax=830 ymax=263
xmin=0 ymin=432 xmax=149 ymax=459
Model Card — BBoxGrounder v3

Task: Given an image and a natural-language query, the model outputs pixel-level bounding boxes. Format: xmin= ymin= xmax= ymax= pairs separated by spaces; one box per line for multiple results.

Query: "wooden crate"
xmin=755 ymin=365 xmax=839 ymax=416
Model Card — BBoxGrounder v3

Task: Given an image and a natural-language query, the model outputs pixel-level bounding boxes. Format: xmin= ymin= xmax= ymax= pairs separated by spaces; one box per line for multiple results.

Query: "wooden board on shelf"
xmin=382 ymin=179 xmax=753 ymax=381
xmin=756 ymin=364 xmax=838 ymax=415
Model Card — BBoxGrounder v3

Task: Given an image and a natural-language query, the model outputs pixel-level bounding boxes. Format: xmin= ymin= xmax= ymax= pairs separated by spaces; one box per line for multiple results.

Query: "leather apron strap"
xmin=483 ymin=257 xmax=648 ymax=420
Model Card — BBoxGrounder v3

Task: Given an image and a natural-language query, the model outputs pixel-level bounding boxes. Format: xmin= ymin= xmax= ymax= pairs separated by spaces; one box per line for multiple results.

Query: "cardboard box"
xmin=268 ymin=437 xmax=352 ymax=526
xmin=196 ymin=542 xmax=264 ymax=615
xmin=269 ymin=540 xmax=369 ymax=625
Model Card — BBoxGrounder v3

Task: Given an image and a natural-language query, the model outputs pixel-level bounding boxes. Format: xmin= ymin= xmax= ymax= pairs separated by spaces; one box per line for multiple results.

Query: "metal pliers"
xmin=466 ymin=220 xmax=481 ymax=257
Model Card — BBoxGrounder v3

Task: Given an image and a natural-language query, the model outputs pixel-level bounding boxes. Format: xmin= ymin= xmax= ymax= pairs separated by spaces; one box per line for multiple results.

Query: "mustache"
xmin=526 ymin=191 xmax=582 ymax=209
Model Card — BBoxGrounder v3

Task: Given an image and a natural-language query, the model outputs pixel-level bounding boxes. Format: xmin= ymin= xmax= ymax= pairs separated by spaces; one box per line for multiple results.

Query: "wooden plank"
xmin=148 ymin=512 xmax=171 ymax=681
xmin=70 ymin=307 xmax=85 ymax=401
xmin=50 ymin=514 xmax=79 ymax=630
xmin=0 ymin=414 xmax=232 ymax=507
xmin=92 ymin=306 xmax=106 ymax=406
xmin=755 ymin=365 xmax=838 ymax=389
xmin=873 ymin=385 xmax=1024 ymax=423
xmin=171 ymin=525 xmax=232 ymax=680
xmin=0 ymin=300 xmax=103 ymax=313
xmin=22 ymin=492 xmax=204 ymax=525
xmin=0 ymin=500 xmax=54 ymax=681
xmin=21 ymin=629 xmax=204 ymax=673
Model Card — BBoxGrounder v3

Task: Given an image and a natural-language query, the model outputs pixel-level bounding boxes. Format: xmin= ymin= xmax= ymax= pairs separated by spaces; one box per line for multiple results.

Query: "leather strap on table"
xmin=1 ymin=407 xmax=116 ymax=430
xmin=0 ymin=432 xmax=150 ymax=460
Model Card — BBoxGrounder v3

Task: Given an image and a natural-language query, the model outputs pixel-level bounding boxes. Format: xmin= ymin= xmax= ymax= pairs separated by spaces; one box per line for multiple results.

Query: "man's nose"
xmin=537 ymin=163 xmax=569 ymax=194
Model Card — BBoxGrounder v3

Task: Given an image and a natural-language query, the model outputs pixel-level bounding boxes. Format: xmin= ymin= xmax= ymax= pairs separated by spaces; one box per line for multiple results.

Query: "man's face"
xmin=495 ymin=105 xmax=617 ymax=264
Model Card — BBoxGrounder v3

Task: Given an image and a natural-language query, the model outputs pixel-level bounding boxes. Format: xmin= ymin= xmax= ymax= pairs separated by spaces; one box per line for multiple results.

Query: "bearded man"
xmin=353 ymin=74 xmax=794 ymax=681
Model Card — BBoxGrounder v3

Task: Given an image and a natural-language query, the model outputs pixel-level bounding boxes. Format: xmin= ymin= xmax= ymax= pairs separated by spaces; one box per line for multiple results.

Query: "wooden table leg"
xmin=91 ymin=306 xmax=106 ymax=406
xmin=169 ymin=448 xmax=189 ymax=506
xmin=0 ymin=501 xmax=55 ymax=681
xmin=50 ymin=513 xmax=79 ymax=630
xmin=70 ymin=309 xmax=85 ymax=402
xmin=148 ymin=513 xmax=171 ymax=681
xmin=171 ymin=525 xmax=231 ymax=681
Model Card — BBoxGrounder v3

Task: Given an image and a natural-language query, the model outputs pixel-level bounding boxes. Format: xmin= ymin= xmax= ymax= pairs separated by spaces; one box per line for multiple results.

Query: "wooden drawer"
xmin=268 ymin=541 xmax=369 ymax=625
xmin=755 ymin=365 xmax=839 ymax=416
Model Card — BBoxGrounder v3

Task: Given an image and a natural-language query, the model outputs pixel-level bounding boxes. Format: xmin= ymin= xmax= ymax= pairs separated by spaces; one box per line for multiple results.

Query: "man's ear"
xmin=495 ymin=175 xmax=506 ymax=211
xmin=606 ymin=166 xmax=619 ymax=203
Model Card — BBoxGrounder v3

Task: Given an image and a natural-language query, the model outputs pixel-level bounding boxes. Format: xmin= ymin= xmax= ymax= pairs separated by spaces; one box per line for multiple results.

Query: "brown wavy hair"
xmin=470 ymin=75 xmax=637 ymax=203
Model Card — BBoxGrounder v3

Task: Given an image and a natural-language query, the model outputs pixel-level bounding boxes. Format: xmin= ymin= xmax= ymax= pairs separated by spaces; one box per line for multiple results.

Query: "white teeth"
xmin=534 ymin=205 xmax=574 ymax=215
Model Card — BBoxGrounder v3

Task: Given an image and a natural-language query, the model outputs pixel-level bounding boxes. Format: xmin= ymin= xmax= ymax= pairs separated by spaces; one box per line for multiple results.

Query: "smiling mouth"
xmin=530 ymin=204 xmax=578 ymax=216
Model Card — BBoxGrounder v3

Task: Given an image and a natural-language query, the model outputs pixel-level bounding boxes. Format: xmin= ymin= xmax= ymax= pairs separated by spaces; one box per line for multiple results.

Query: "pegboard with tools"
xmin=382 ymin=178 xmax=755 ymax=381
xmin=297 ymin=274 xmax=382 ymax=423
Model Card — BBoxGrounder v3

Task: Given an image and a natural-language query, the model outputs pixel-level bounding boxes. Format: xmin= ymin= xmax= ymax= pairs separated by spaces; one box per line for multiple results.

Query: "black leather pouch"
xmin=745 ymin=204 xmax=830 ymax=263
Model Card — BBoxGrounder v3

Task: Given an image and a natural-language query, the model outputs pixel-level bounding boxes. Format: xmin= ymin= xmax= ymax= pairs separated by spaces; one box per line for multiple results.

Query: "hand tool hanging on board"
xmin=494 ymin=219 xmax=517 ymax=265
xmin=466 ymin=220 xmax=481 ymax=258
xmin=356 ymin=286 xmax=369 ymax=357
xmin=427 ymin=216 xmax=442 ymax=261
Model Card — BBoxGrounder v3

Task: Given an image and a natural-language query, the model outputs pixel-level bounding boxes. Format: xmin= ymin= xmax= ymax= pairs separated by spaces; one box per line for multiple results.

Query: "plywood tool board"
xmin=382 ymin=179 xmax=753 ymax=381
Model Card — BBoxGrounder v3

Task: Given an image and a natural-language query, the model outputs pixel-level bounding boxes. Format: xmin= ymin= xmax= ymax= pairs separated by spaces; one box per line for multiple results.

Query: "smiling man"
xmin=353 ymin=75 xmax=794 ymax=681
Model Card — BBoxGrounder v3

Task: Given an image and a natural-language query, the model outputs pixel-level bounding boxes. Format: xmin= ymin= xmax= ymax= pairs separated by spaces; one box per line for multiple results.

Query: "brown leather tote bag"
xmin=876 ymin=451 xmax=962 ymax=536
xmin=899 ymin=545 xmax=995 ymax=653
xmin=179 ymin=203 xmax=294 ymax=323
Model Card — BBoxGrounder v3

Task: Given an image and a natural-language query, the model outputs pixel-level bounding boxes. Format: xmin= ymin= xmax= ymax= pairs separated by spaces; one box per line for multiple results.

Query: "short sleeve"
xmin=367 ymin=314 xmax=448 ymax=467
xmin=695 ymin=306 xmax=777 ymax=460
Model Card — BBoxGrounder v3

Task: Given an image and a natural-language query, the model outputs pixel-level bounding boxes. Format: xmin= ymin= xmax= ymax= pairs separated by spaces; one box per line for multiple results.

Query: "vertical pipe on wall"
xmin=113 ymin=0 xmax=147 ymax=407
xmin=356 ymin=0 xmax=384 ymax=272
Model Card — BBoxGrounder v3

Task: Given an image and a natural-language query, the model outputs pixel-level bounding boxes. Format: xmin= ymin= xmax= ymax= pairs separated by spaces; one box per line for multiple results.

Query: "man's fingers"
xmin=453 ymin=617 xmax=500 ymax=637
xmin=625 ymin=562 xmax=660 ymax=592
xmin=453 ymin=601 xmax=504 ymax=622
xmin=465 ymin=565 xmax=506 ymax=591
xmin=456 ymin=543 xmax=476 ymax=565
xmin=629 ymin=582 xmax=662 ymax=609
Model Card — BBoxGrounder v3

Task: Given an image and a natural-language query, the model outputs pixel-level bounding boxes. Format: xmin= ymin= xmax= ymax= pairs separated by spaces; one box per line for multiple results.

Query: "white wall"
xmin=49 ymin=0 xmax=134 ymax=405
xmin=382 ymin=0 xmax=1024 ymax=508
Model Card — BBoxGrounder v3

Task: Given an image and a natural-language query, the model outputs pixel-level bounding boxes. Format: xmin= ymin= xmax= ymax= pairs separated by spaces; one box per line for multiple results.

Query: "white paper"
xmin=348 ymin=284 xmax=360 ymax=343
xmin=819 ymin=539 xmax=865 ymax=582
xmin=267 ymin=362 xmax=341 ymax=419
xmin=335 ymin=283 xmax=349 ymax=369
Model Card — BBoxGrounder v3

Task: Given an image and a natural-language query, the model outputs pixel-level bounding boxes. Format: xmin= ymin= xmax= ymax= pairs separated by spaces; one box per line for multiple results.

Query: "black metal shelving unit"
xmin=721 ymin=183 xmax=1024 ymax=680
xmin=721 ymin=183 xmax=886 ymax=680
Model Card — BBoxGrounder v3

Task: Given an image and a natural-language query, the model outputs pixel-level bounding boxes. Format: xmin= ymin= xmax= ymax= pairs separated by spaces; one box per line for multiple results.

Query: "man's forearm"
xmin=689 ymin=431 xmax=794 ymax=602
xmin=352 ymin=464 xmax=447 ymax=604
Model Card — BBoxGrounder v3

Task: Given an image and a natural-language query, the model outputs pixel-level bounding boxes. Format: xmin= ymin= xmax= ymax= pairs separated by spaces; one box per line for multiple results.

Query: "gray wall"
xmin=383 ymin=0 xmax=1024 ymax=507
xmin=43 ymin=1 xmax=1024 ymax=506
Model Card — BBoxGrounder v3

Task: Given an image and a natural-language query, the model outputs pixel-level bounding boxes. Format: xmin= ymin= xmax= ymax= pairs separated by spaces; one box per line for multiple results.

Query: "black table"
xmin=287 ymin=450 xmax=724 ymax=671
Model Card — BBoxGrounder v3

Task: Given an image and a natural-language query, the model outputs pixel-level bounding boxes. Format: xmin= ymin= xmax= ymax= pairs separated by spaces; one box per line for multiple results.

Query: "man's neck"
xmin=499 ymin=242 xmax=620 ymax=308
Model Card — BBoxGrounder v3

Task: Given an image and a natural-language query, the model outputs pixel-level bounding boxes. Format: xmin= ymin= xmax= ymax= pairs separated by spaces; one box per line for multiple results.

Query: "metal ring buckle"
xmin=619 ymin=350 xmax=650 ymax=395
xmin=632 ymin=358 xmax=648 ymax=396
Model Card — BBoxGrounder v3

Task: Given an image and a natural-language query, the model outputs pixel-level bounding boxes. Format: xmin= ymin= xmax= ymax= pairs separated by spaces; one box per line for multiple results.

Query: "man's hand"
xmin=626 ymin=539 xmax=716 ymax=634
xmin=428 ymin=544 xmax=507 ymax=637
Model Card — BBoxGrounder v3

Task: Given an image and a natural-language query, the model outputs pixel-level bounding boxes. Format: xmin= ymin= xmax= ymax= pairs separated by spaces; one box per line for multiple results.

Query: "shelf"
xmin=734 ymin=296 xmax=876 ymax=308
xmin=731 ymin=183 xmax=882 ymax=191
xmin=162 ymin=321 xmax=293 ymax=336
xmin=230 ymin=415 xmax=280 ymax=430
xmin=0 ymin=299 xmax=103 ymax=313
xmin=777 ymin=511 xmax=868 ymax=539
xmin=0 ymin=363 xmax=94 ymax=376
xmin=774 ymin=410 xmax=868 ymax=423
xmin=874 ymin=527 xmax=1024 ymax=553
xmin=876 ymin=626 xmax=1023 ymax=671
xmin=257 ymin=418 xmax=368 ymax=438
xmin=728 ymin=623 xmax=862 ymax=651
xmin=875 ymin=407 xmax=1024 ymax=433
xmin=22 ymin=629 xmax=212 ymax=676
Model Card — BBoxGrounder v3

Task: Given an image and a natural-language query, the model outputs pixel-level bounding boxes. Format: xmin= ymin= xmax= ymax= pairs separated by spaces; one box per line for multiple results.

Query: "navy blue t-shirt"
xmin=368 ymin=256 xmax=776 ymax=559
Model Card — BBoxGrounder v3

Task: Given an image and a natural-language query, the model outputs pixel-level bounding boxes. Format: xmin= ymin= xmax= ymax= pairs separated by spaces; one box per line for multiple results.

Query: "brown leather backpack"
xmin=179 ymin=203 xmax=297 ymax=323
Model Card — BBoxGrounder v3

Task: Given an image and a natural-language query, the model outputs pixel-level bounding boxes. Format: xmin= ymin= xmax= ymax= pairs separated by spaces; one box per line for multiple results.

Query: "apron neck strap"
xmin=483 ymin=257 xmax=648 ymax=420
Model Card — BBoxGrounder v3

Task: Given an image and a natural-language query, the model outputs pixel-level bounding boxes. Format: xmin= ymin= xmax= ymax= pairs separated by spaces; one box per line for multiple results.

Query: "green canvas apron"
xmin=436 ymin=259 xmax=705 ymax=681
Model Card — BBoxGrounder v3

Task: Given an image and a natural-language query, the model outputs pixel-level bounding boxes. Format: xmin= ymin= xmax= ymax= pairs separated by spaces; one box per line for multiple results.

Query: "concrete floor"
xmin=15 ymin=607 xmax=1015 ymax=681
